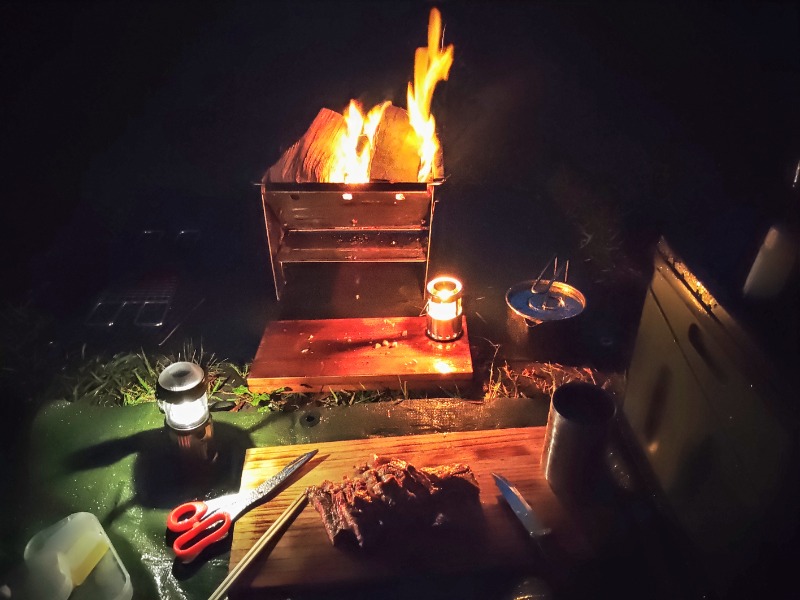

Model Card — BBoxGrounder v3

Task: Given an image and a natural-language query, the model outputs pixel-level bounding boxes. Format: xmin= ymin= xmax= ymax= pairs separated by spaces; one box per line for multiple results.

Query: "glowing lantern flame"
xmin=407 ymin=7 xmax=454 ymax=181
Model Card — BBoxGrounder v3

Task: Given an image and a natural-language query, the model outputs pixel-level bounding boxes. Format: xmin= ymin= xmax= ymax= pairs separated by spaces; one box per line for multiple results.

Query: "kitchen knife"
xmin=492 ymin=473 xmax=553 ymax=539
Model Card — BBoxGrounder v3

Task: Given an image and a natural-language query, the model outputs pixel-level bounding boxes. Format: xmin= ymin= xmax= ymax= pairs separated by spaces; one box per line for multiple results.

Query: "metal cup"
xmin=541 ymin=381 xmax=616 ymax=497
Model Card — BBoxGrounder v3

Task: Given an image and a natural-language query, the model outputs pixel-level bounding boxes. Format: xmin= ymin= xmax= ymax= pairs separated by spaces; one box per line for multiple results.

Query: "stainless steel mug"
xmin=541 ymin=381 xmax=616 ymax=496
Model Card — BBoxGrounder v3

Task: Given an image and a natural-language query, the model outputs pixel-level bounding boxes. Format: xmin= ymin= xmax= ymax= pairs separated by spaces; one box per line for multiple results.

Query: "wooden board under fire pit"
xmin=229 ymin=427 xmax=591 ymax=597
xmin=247 ymin=316 xmax=473 ymax=393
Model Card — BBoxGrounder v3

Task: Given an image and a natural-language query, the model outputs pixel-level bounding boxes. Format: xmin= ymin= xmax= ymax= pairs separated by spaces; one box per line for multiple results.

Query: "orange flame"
xmin=330 ymin=100 xmax=390 ymax=183
xmin=327 ymin=8 xmax=453 ymax=183
xmin=407 ymin=7 xmax=454 ymax=181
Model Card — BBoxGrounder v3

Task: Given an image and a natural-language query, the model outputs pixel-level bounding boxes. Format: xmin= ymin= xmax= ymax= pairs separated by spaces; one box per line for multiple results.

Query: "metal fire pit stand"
xmin=259 ymin=179 xmax=438 ymax=301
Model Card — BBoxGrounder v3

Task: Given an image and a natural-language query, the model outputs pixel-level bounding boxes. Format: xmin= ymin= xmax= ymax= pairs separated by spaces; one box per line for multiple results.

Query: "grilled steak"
xmin=306 ymin=454 xmax=481 ymax=548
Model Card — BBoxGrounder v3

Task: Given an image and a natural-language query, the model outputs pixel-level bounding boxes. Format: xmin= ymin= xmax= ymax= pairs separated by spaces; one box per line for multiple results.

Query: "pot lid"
xmin=506 ymin=280 xmax=586 ymax=325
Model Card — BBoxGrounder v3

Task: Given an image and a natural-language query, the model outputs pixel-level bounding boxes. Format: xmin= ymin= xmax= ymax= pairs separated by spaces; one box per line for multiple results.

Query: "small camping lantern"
xmin=157 ymin=361 xmax=216 ymax=463
xmin=425 ymin=276 xmax=463 ymax=341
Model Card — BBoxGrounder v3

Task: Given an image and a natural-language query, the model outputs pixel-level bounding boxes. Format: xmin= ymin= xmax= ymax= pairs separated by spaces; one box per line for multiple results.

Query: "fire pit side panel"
xmin=260 ymin=181 xmax=438 ymax=301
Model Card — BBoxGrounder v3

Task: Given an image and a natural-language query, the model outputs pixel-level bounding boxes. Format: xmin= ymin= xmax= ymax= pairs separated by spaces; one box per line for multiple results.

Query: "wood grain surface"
xmin=247 ymin=316 xmax=474 ymax=393
xmin=229 ymin=427 xmax=591 ymax=596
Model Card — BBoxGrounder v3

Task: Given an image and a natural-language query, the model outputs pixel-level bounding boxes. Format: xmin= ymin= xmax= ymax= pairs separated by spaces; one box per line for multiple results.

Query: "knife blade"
xmin=492 ymin=473 xmax=552 ymax=539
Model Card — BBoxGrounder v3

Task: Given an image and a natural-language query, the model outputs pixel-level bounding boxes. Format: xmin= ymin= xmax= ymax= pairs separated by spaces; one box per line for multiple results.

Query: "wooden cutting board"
xmin=229 ymin=427 xmax=590 ymax=596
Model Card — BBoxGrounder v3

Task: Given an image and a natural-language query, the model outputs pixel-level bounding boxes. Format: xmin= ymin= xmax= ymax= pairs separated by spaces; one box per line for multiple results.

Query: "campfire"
xmin=248 ymin=7 xmax=472 ymax=397
xmin=267 ymin=7 xmax=453 ymax=184
xmin=260 ymin=8 xmax=456 ymax=302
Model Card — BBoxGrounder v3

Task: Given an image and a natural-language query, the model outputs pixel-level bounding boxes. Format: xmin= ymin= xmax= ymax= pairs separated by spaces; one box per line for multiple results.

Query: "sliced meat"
xmin=306 ymin=455 xmax=481 ymax=548
xmin=307 ymin=483 xmax=348 ymax=545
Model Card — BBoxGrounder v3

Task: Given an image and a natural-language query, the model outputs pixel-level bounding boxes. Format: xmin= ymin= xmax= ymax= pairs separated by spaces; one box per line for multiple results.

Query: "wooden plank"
xmin=247 ymin=316 xmax=473 ymax=393
xmin=229 ymin=427 xmax=591 ymax=596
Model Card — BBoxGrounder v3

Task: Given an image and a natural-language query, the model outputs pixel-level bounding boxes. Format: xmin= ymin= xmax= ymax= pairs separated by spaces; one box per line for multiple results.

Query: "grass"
xmin=473 ymin=335 xmax=621 ymax=402
xmin=2 ymin=296 xmax=615 ymax=413
xmin=478 ymin=338 xmax=525 ymax=400
xmin=46 ymin=336 xmax=610 ymax=411
xmin=2 ymin=296 xmax=520 ymax=413
xmin=318 ymin=385 xmax=403 ymax=408
xmin=47 ymin=342 xmax=227 ymax=407
xmin=229 ymin=384 xmax=286 ymax=412
xmin=43 ymin=343 xmax=440 ymax=412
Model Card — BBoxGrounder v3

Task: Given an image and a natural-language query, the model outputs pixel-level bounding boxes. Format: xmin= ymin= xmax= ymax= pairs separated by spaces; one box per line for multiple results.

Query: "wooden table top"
xmin=228 ymin=426 xmax=592 ymax=597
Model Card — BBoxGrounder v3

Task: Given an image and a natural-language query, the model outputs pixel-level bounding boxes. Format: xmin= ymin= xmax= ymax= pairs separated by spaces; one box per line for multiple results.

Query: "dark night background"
xmin=0 ymin=1 xmax=798 ymax=597
xmin=3 ymin=0 xmax=798 ymax=330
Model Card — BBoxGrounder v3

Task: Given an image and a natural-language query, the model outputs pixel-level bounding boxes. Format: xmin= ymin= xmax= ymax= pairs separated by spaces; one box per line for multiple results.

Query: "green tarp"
xmin=16 ymin=398 xmax=544 ymax=599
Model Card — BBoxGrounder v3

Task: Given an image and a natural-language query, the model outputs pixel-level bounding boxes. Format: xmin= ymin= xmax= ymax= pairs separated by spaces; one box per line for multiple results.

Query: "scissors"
xmin=166 ymin=449 xmax=318 ymax=563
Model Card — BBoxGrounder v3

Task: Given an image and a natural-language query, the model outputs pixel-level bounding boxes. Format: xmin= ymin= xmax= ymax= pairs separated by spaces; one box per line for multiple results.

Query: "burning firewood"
xmin=267 ymin=108 xmax=346 ymax=183
xmin=265 ymin=7 xmax=452 ymax=185
xmin=267 ymin=103 xmax=432 ymax=184
xmin=369 ymin=104 xmax=423 ymax=183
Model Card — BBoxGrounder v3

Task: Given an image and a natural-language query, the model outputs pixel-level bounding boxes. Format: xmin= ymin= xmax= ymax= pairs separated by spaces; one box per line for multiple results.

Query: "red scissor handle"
xmin=167 ymin=501 xmax=209 ymax=533
xmin=172 ymin=510 xmax=232 ymax=563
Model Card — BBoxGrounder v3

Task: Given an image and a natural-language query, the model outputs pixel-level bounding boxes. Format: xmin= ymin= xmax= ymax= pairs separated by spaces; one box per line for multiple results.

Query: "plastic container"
xmin=23 ymin=512 xmax=132 ymax=600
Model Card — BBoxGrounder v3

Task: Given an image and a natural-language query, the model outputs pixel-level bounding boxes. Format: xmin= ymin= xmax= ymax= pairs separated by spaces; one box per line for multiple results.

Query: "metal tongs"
xmin=529 ymin=254 xmax=570 ymax=310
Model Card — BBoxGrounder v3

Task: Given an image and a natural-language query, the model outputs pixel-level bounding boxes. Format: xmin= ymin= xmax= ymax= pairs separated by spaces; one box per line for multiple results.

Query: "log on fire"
xmin=267 ymin=104 xmax=438 ymax=183
xmin=369 ymin=104 xmax=421 ymax=183
xmin=267 ymin=108 xmax=346 ymax=183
